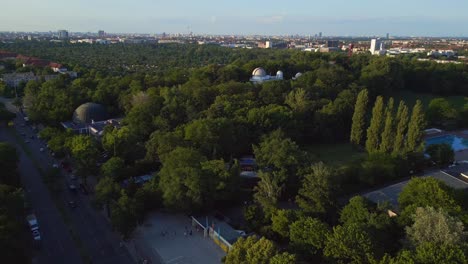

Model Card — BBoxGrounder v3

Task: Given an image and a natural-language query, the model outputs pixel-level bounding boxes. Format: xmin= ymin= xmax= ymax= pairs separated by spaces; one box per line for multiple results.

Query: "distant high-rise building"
xmin=98 ymin=30 xmax=105 ymax=38
xmin=265 ymin=41 xmax=273 ymax=48
xmin=327 ymin=40 xmax=339 ymax=48
xmin=58 ymin=30 xmax=69 ymax=40
xmin=386 ymin=33 xmax=390 ymax=39
xmin=370 ymin=39 xmax=385 ymax=55
xmin=319 ymin=32 xmax=322 ymax=38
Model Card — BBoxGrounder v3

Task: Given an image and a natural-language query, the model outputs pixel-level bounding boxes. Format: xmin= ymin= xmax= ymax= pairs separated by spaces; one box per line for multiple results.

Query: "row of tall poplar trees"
xmin=350 ymin=89 xmax=426 ymax=154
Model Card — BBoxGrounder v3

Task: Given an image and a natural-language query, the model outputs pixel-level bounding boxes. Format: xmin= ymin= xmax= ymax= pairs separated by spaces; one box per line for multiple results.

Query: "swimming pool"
xmin=425 ymin=135 xmax=468 ymax=151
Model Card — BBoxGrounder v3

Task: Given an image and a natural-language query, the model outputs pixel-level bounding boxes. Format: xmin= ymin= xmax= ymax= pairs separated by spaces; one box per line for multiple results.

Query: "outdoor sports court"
xmin=133 ymin=212 xmax=225 ymax=264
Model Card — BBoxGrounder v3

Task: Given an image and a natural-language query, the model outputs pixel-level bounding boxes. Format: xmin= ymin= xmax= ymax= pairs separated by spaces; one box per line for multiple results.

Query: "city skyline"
xmin=1 ymin=0 xmax=468 ymax=37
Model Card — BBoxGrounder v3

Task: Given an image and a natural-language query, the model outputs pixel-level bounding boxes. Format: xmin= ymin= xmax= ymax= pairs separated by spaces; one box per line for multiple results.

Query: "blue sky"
xmin=1 ymin=0 xmax=468 ymax=36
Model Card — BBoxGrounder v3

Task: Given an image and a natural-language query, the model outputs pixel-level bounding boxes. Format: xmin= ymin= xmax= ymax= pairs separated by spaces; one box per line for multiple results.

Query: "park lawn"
xmin=305 ymin=143 xmax=366 ymax=166
xmin=394 ymin=90 xmax=468 ymax=109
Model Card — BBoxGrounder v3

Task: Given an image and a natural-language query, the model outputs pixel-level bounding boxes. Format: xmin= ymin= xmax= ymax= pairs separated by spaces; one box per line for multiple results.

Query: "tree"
xmin=324 ymin=223 xmax=376 ymax=264
xmin=94 ymin=176 xmax=121 ymax=217
xmin=426 ymin=143 xmax=454 ymax=167
xmin=100 ymin=157 xmax=125 ymax=179
xmin=393 ymin=101 xmax=409 ymax=155
xmin=0 ymin=104 xmax=15 ymax=124
xmin=102 ymin=126 xmax=133 ymax=158
xmin=145 ymin=129 xmax=185 ymax=162
xmin=395 ymin=242 xmax=467 ymax=264
xmin=270 ymin=252 xmax=297 ymax=264
xmin=253 ymin=129 xmax=303 ymax=193
xmin=158 ymin=147 xmax=207 ymax=212
xmin=398 ymin=178 xmax=461 ymax=225
xmin=271 ymin=209 xmax=297 ymax=239
xmin=110 ymin=191 xmax=138 ymax=239
xmin=224 ymin=236 xmax=278 ymax=264
xmin=406 ymin=100 xmax=426 ymax=152
xmin=366 ymin=96 xmax=385 ymax=153
xmin=254 ymin=171 xmax=283 ymax=219
xmin=0 ymin=142 xmax=20 ymax=186
xmin=379 ymin=97 xmax=394 ymax=153
xmin=426 ymin=98 xmax=458 ymax=127
xmin=290 ymin=216 xmax=330 ymax=256
xmin=201 ymin=159 xmax=240 ymax=206
xmin=285 ymin=88 xmax=312 ymax=113
xmin=66 ymin=135 xmax=100 ymax=183
xmin=350 ymin=89 xmax=369 ymax=146
xmin=296 ymin=162 xmax=336 ymax=216
xmin=339 ymin=196 xmax=376 ymax=226
xmin=406 ymin=207 xmax=466 ymax=247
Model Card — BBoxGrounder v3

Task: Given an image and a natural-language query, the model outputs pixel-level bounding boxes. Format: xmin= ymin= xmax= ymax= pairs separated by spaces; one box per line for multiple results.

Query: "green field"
xmin=394 ymin=90 xmax=468 ymax=109
xmin=306 ymin=143 xmax=366 ymax=166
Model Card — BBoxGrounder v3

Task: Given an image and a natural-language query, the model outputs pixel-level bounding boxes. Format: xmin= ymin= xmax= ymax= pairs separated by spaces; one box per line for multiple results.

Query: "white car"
xmin=52 ymin=164 xmax=59 ymax=168
xmin=40 ymin=148 xmax=44 ymax=152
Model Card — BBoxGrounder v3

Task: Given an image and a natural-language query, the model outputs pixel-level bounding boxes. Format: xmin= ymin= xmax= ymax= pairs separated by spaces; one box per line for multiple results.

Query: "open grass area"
xmin=306 ymin=143 xmax=366 ymax=166
xmin=394 ymin=90 xmax=468 ymax=109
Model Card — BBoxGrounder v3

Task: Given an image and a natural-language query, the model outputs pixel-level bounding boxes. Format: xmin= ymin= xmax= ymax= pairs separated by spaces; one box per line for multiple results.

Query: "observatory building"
xmin=61 ymin=102 xmax=121 ymax=136
xmin=250 ymin=67 xmax=283 ymax=83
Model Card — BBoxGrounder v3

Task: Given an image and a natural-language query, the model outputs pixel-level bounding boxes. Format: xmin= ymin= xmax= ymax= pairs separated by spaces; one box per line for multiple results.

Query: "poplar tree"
xmin=379 ymin=98 xmax=394 ymax=153
xmin=393 ymin=101 xmax=409 ymax=155
xmin=406 ymin=100 xmax=426 ymax=152
xmin=365 ymin=96 xmax=384 ymax=153
xmin=350 ymin=89 xmax=369 ymax=146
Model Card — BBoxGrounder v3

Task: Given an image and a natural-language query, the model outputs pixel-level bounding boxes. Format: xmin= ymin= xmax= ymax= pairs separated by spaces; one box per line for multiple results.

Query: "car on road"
xmin=25 ymin=140 xmax=30 ymax=143
xmin=69 ymin=174 xmax=77 ymax=180
xmin=32 ymin=229 xmax=41 ymax=241
xmin=30 ymin=135 xmax=34 ymax=139
xmin=68 ymin=183 xmax=77 ymax=193
xmin=40 ymin=148 xmax=44 ymax=152
xmin=79 ymin=184 xmax=89 ymax=195
xmin=52 ymin=163 xmax=59 ymax=168
xmin=68 ymin=201 xmax=77 ymax=209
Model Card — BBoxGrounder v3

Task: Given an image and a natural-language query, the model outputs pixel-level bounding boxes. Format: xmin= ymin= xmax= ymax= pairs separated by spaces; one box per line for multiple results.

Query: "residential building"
xmin=1 ymin=72 xmax=37 ymax=87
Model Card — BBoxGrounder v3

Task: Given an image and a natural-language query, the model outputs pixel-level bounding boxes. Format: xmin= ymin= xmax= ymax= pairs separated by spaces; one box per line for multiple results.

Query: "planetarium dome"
xmin=72 ymin=102 xmax=108 ymax=124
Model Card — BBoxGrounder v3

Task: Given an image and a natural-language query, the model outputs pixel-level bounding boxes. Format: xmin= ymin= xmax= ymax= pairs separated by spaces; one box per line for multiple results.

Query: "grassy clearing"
xmin=394 ymin=90 xmax=468 ymax=109
xmin=306 ymin=143 xmax=366 ymax=166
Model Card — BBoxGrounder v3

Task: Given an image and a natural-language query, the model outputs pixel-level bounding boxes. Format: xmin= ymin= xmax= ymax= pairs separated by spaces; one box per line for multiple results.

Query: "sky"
xmin=1 ymin=0 xmax=468 ymax=36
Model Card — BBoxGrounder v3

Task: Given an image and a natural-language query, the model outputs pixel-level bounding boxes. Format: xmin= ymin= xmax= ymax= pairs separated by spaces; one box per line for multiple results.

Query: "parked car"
xmin=52 ymin=164 xmax=59 ymax=168
xmin=68 ymin=201 xmax=77 ymax=209
xmin=40 ymin=148 xmax=44 ymax=152
xmin=79 ymin=184 xmax=89 ymax=195
xmin=68 ymin=183 xmax=77 ymax=193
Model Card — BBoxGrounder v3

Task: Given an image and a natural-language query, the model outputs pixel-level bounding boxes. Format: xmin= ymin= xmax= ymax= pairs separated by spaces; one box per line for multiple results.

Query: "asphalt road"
xmin=0 ymin=122 xmax=82 ymax=264
xmin=1 ymin=97 xmax=135 ymax=264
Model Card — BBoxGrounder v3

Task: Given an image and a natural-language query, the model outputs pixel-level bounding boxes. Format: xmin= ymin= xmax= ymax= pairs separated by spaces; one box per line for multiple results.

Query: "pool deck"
xmin=424 ymin=129 xmax=468 ymax=161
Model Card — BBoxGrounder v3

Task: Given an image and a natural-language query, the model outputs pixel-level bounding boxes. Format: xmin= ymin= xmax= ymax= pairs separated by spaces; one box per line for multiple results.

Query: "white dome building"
xmin=276 ymin=70 xmax=284 ymax=80
xmin=250 ymin=67 xmax=284 ymax=83
xmin=292 ymin=72 xmax=302 ymax=80
xmin=252 ymin=67 xmax=267 ymax=77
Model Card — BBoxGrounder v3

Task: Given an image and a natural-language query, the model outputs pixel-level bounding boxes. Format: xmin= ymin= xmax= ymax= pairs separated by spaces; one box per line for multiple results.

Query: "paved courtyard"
xmin=133 ymin=212 xmax=225 ymax=264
